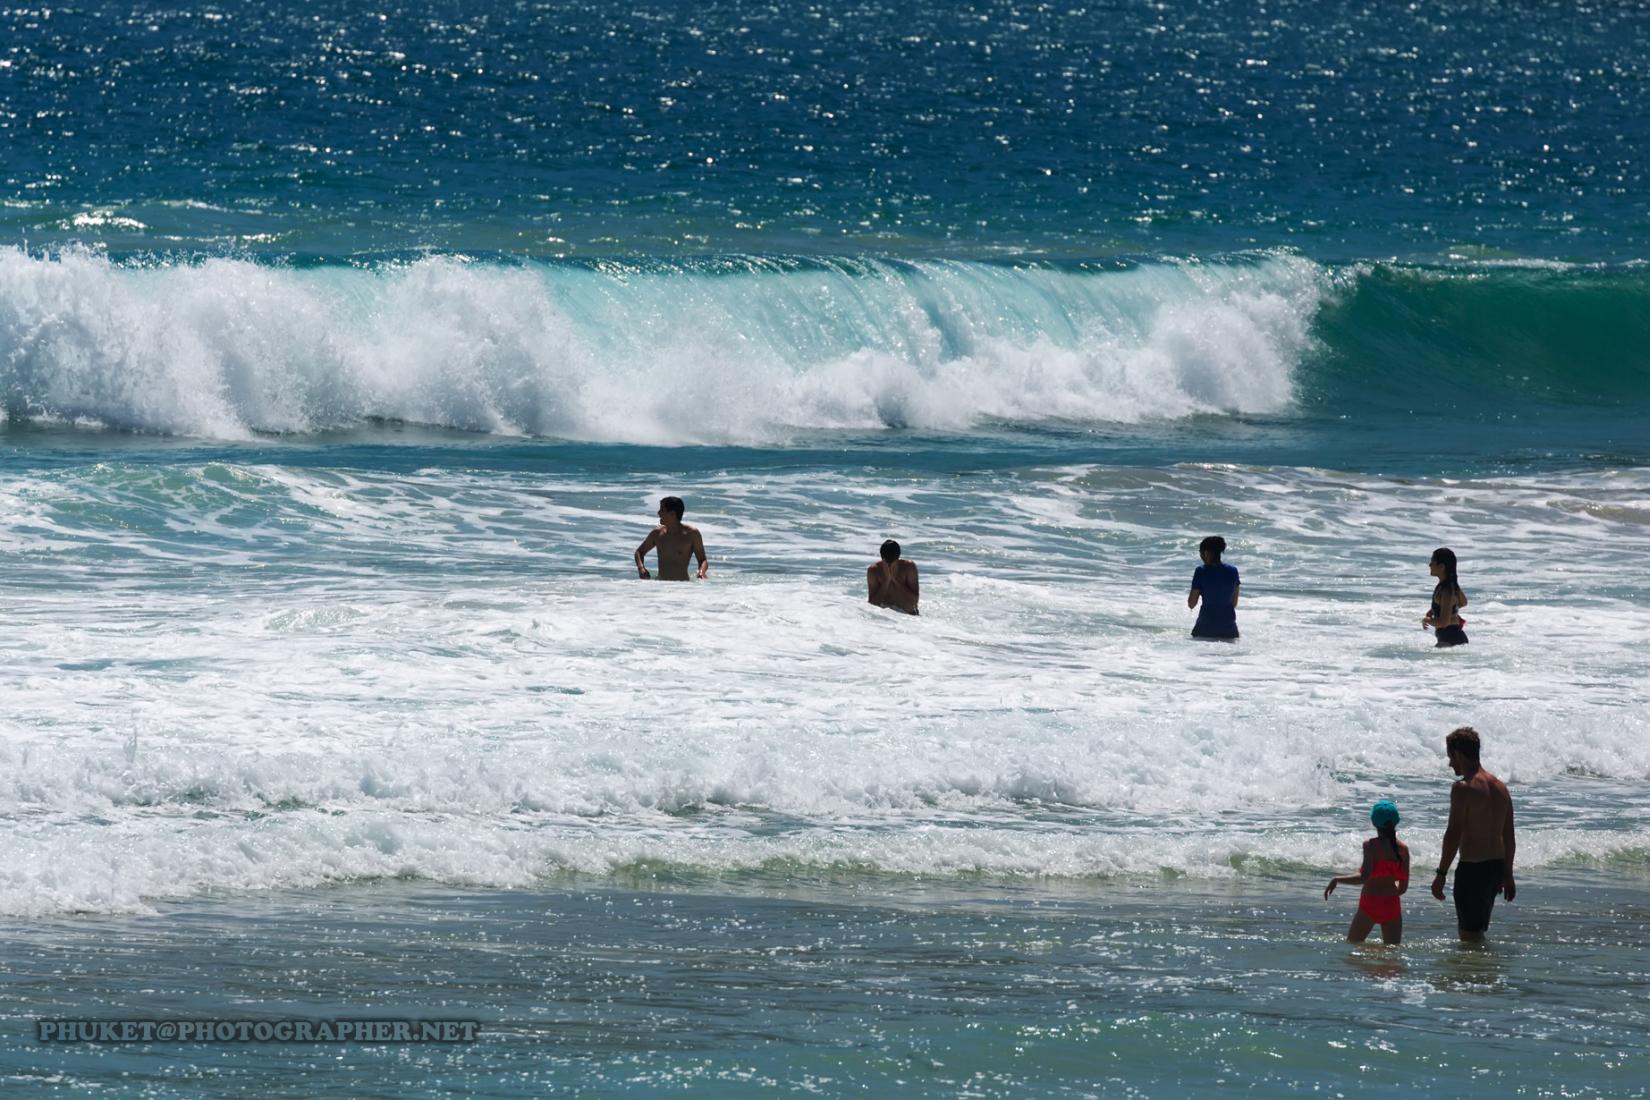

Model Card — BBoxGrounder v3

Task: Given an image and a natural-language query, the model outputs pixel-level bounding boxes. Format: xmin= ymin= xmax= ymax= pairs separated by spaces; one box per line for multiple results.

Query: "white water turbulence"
xmin=1 ymin=457 xmax=1647 ymax=916
xmin=0 ymin=248 xmax=1329 ymax=442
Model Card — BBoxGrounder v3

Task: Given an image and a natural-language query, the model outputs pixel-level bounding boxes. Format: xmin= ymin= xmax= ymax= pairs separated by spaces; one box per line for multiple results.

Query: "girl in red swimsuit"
xmin=1324 ymin=799 xmax=1411 ymax=945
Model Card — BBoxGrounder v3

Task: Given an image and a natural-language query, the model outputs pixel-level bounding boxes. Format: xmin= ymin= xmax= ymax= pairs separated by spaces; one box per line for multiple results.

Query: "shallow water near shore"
xmin=3 ymin=875 xmax=1647 ymax=1098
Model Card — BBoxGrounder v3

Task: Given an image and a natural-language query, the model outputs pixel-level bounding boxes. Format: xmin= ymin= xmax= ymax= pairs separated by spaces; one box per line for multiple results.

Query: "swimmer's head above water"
xmin=880 ymin=539 xmax=901 ymax=564
xmin=1370 ymin=799 xmax=1400 ymax=828
xmin=658 ymin=496 xmax=685 ymax=522
xmin=1430 ymin=546 xmax=1460 ymax=588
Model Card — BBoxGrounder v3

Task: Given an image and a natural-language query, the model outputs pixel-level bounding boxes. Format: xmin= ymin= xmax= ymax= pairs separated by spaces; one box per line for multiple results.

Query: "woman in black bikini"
xmin=1423 ymin=547 xmax=1468 ymax=647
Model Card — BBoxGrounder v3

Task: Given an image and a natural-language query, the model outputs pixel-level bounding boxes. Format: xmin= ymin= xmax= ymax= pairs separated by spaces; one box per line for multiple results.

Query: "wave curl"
xmin=0 ymin=249 xmax=1326 ymax=442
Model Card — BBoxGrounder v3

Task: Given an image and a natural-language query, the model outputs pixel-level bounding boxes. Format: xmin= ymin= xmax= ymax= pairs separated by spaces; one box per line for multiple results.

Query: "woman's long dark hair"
xmin=1376 ymin=822 xmax=1402 ymax=865
xmin=1431 ymin=546 xmax=1462 ymax=601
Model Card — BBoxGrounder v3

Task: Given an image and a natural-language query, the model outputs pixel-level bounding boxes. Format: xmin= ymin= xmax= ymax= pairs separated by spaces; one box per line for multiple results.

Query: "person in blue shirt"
xmin=1187 ymin=535 xmax=1240 ymax=640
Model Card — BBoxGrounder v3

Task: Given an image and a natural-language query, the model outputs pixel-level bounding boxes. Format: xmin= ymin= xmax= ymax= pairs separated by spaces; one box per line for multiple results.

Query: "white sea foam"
xmin=3 ymin=808 xmax=1645 ymax=917
xmin=0 ymin=459 xmax=1645 ymax=914
xmin=0 ymin=248 xmax=1328 ymax=442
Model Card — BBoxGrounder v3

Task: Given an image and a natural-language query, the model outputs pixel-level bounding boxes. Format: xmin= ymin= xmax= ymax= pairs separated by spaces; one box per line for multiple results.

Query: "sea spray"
xmin=0 ymin=248 xmax=1326 ymax=441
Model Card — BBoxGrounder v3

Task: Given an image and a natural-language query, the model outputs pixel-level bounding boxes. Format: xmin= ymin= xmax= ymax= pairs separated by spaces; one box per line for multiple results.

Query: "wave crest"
xmin=0 ymin=249 xmax=1327 ymax=442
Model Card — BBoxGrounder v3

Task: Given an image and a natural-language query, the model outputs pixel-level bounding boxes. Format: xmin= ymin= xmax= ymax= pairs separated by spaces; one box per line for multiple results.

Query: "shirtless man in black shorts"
xmin=1431 ymin=726 xmax=1517 ymax=942
xmin=634 ymin=496 xmax=709 ymax=581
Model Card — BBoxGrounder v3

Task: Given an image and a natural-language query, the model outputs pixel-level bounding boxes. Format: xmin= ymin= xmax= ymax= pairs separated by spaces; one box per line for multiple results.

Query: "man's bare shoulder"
xmin=675 ymin=522 xmax=701 ymax=537
xmin=1458 ymin=771 xmax=1504 ymax=800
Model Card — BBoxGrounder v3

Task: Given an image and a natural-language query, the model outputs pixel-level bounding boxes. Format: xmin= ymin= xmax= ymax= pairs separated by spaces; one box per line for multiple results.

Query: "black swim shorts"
xmin=1434 ymin=625 xmax=1469 ymax=648
xmin=1453 ymin=859 xmax=1505 ymax=933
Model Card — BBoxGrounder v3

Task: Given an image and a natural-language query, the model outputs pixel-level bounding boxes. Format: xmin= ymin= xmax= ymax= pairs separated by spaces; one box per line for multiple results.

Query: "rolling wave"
xmin=1307 ymin=262 xmax=1650 ymax=413
xmin=3 ymin=248 xmax=1646 ymax=444
xmin=0 ymin=248 xmax=1323 ymax=441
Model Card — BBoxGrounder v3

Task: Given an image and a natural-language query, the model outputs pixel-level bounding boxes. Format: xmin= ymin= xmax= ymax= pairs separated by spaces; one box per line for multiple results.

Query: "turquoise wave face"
xmin=2 ymin=248 xmax=1646 ymax=473
xmin=1292 ymin=263 xmax=1650 ymax=471
xmin=3 ymin=0 xmax=1648 ymax=260
xmin=1309 ymin=264 xmax=1650 ymax=411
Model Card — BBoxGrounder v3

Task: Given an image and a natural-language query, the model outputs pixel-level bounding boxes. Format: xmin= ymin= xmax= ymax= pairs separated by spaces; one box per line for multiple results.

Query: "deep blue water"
xmin=4 ymin=0 xmax=1649 ymax=261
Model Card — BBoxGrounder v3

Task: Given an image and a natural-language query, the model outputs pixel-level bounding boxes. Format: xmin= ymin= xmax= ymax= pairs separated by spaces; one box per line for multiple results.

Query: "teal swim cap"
xmin=1370 ymin=799 xmax=1400 ymax=828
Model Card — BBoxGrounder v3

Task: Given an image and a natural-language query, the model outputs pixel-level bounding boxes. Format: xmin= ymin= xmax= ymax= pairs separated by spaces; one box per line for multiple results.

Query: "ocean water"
xmin=3 ymin=1 xmax=1650 ymax=1096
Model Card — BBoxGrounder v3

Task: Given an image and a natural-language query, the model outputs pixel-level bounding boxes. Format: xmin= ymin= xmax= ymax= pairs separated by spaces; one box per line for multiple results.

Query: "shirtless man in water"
xmin=634 ymin=496 xmax=709 ymax=581
xmin=1431 ymin=726 xmax=1516 ymax=942
xmin=867 ymin=539 xmax=919 ymax=614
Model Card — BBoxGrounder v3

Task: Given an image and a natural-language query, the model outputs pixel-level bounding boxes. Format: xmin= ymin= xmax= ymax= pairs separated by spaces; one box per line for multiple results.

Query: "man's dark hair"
xmin=1446 ymin=726 xmax=1481 ymax=761
xmin=1199 ymin=535 xmax=1226 ymax=561
xmin=880 ymin=539 xmax=901 ymax=563
xmin=660 ymin=496 xmax=685 ymax=520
